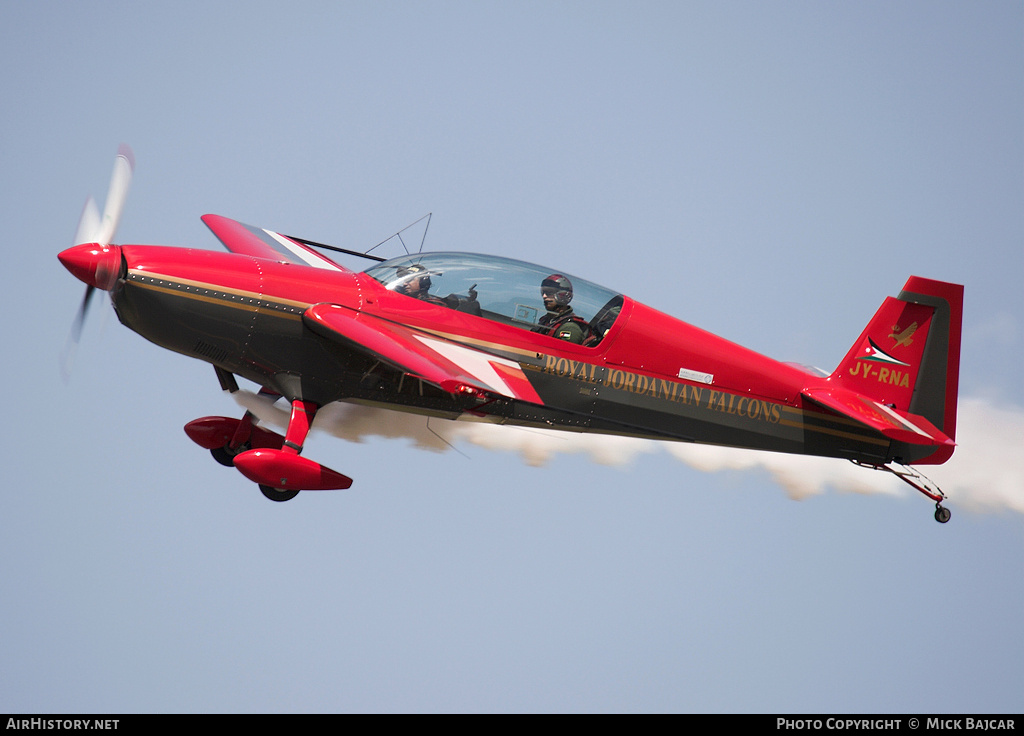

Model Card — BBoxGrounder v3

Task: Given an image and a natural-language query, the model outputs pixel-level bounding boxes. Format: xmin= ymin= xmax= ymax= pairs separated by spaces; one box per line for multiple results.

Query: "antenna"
xmin=284 ymin=213 xmax=433 ymax=263
xmin=368 ymin=213 xmax=432 ymax=258
xmin=284 ymin=236 xmax=387 ymax=263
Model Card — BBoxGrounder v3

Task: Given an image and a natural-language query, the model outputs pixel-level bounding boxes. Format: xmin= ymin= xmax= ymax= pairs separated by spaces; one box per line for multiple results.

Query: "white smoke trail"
xmin=662 ymin=443 xmax=904 ymax=501
xmin=927 ymin=398 xmax=1024 ymax=514
xmin=233 ymin=391 xmax=1024 ymax=514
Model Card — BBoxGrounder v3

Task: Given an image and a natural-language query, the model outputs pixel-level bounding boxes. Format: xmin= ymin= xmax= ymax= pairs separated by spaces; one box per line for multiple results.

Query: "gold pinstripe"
xmin=129 ymin=270 xmax=306 ymax=320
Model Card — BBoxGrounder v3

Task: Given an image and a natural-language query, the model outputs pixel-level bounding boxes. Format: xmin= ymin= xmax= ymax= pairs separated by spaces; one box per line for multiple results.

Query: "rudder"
xmin=830 ymin=276 xmax=963 ymax=464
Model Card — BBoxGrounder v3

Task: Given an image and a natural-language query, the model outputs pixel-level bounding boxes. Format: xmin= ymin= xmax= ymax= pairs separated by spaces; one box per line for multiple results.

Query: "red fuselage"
xmin=106 ymin=243 xmax=904 ymax=466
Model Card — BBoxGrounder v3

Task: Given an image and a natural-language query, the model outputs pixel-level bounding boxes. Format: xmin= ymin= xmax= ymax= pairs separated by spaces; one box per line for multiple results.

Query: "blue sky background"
xmin=2 ymin=1 xmax=1021 ymax=713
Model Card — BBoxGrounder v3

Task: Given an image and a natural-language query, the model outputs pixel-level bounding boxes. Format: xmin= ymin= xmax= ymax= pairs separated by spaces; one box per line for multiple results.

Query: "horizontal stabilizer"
xmin=802 ymin=387 xmax=954 ymax=447
xmin=303 ymin=303 xmax=543 ymax=404
xmin=202 ymin=214 xmax=349 ymax=272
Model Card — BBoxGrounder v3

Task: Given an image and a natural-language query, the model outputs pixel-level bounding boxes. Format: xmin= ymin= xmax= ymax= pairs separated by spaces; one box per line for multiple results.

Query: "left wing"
xmin=202 ymin=214 xmax=349 ymax=271
xmin=303 ymin=303 xmax=544 ymax=404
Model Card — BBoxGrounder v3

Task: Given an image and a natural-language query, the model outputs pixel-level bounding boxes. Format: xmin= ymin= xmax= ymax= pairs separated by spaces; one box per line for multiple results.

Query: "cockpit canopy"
xmin=364 ymin=252 xmax=623 ymax=343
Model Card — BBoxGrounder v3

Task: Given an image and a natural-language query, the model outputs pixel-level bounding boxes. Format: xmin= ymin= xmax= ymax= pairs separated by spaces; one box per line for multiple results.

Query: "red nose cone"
xmin=58 ymin=243 xmax=122 ymax=290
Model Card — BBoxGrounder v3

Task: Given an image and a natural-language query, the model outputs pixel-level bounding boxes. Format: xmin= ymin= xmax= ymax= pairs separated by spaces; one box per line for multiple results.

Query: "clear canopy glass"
xmin=364 ymin=252 xmax=623 ymax=340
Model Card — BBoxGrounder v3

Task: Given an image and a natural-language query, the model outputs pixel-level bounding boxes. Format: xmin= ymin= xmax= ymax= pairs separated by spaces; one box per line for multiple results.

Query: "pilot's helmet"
xmin=396 ymin=264 xmax=432 ymax=292
xmin=541 ymin=274 xmax=573 ymax=307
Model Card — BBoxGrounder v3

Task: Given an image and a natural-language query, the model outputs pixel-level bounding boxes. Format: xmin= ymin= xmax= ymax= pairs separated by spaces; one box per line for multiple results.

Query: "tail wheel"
xmin=934 ymin=505 xmax=951 ymax=524
xmin=259 ymin=484 xmax=299 ymax=502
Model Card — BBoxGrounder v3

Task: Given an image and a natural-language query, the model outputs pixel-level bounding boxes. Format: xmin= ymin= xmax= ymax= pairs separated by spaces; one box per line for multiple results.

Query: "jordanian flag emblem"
xmin=858 ymin=338 xmax=910 ymax=367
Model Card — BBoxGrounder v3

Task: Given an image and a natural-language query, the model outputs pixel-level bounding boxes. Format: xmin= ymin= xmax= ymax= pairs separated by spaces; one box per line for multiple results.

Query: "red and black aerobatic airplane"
xmin=60 ymin=147 xmax=963 ymax=521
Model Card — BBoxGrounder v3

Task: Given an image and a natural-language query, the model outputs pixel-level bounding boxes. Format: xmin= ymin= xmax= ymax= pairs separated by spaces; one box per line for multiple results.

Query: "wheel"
xmin=211 ymin=443 xmax=249 ymax=467
xmin=210 ymin=446 xmax=235 ymax=467
xmin=934 ymin=505 xmax=951 ymax=524
xmin=260 ymin=484 xmax=300 ymax=502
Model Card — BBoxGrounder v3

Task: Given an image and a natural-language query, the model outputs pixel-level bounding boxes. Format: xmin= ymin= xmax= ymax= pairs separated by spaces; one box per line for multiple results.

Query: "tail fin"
xmin=830 ymin=276 xmax=963 ymax=465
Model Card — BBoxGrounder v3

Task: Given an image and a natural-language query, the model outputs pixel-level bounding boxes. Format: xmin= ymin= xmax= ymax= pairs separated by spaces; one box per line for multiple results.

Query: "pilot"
xmin=536 ymin=273 xmax=586 ymax=344
xmin=395 ymin=265 xmax=447 ymax=306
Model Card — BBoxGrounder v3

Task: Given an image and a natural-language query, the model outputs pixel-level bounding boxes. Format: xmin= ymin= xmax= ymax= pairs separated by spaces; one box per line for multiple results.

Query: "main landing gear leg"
xmin=184 ymin=385 xmax=284 ymax=465
xmin=257 ymin=399 xmax=318 ymax=503
xmin=208 ymin=386 xmax=280 ymax=467
xmin=226 ymin=397 xmax=352 ymax=502
xmin=210 ymin=410 xmax=255 ymax=467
